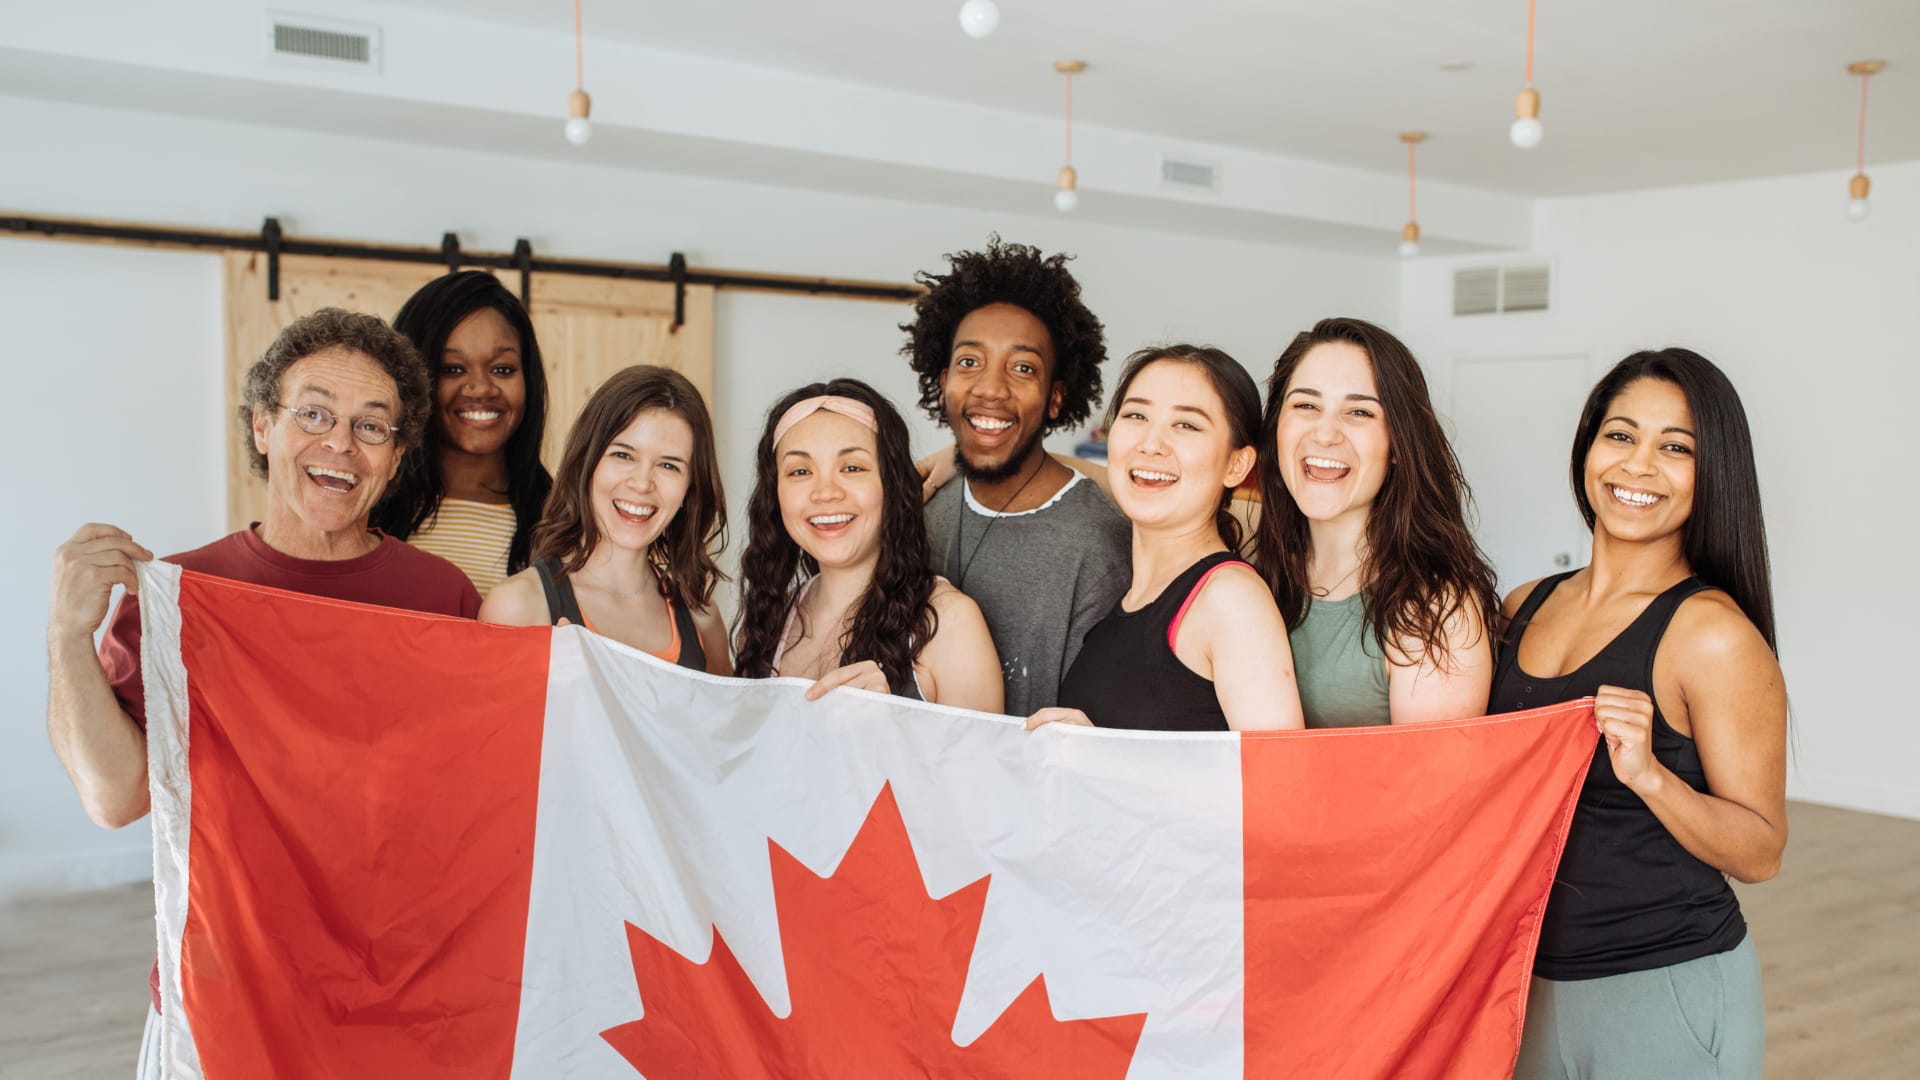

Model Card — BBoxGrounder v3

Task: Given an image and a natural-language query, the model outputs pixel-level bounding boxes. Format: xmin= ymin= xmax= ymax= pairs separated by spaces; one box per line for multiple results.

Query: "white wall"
xmin=0 ymin=93 xmax=1400 ymax=896
xmin=0 ymin=242 xmax=225 ymax=899
xmin=1399 ymin=161 xmax=1920 ymax=820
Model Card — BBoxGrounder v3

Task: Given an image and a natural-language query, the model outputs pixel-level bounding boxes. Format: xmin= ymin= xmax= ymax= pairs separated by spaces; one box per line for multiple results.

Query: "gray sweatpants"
xmin=1515 ymin=936 xmax=1765 ymax=1080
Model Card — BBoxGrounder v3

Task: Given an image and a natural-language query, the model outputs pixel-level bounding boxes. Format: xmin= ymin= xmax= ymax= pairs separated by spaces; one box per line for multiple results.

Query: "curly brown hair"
xmin=733 ymin=379 xmax=939 ymax=696
xmin=237 ymin=307 xmax=430 ymax=478
xmin=900 ymin=236 xmax=1108 ymax=433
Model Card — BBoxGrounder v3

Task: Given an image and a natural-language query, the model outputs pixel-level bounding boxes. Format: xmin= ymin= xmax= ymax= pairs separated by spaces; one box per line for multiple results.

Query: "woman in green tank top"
xmin=1250 ymin=318 xmax=1500 ymax=728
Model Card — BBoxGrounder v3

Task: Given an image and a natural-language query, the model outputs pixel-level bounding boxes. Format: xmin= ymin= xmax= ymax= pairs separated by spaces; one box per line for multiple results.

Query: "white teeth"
xmin=304 ymin=466 xmax=359 ymax=486
xmin=458 ymin=410 xmax=502 ymax=421
xmin=1305 ymin=456 xmax=1349 ymax=470
xmin=809 ymin=513 xmax=854 ymax=526
xmin=1609 ymin=485 xmax=1662 ymax=507
xmin=1130 ymin=469 xmax=1178 ymax=483
xmin=612 ymin=500 xmax=655 ymax=518
xmin=968 ymin=416 xmax=1013 ymax=431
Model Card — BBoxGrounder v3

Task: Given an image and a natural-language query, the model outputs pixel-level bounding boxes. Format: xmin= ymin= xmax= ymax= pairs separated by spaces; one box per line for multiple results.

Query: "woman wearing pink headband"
xmin=734 ymin=379 xmax=1002 ymax=710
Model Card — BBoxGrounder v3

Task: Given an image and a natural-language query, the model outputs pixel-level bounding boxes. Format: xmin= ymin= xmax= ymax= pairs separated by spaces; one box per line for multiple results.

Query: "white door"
xmin=1448 ymin=354 xmax=1593 ymax=597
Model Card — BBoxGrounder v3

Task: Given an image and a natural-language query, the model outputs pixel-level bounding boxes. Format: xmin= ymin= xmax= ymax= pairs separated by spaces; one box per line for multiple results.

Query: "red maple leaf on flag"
xmin=601 ymin=783 xmax=1148 ymax=1078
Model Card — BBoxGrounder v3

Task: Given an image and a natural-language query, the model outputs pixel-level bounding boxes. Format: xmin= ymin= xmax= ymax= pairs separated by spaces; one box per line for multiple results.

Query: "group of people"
xmin=48 ymin=239 xmax=1787 ymax=1079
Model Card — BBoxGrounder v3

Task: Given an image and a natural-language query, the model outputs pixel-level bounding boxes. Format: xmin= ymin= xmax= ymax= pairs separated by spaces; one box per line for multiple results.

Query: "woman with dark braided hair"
xmin=1253 ymin=317 xmax=1499 ymax=728
xmin=735 ymin=379 xmax=1002 ymax=710
xmin=373 ymin=271 xmax=552 ymax=595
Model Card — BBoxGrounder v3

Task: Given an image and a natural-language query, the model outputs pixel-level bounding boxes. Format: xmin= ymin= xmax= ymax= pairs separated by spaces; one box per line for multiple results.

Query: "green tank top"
xmin=1290 ymin=593 xmax=1391 ymax=728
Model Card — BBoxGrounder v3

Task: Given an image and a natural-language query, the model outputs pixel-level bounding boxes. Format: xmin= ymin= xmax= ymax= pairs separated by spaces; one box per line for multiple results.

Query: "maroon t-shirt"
xmin=100 ymin=526 xmax=480 ymax=1012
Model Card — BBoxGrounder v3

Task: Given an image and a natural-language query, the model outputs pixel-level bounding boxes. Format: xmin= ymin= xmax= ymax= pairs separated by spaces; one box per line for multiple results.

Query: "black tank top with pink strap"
xmin=1057 ymin=551 xmax=1247 ymax=732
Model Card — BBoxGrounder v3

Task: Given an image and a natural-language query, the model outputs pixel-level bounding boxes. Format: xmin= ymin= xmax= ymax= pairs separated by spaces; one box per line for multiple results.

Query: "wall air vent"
xmin=1453 ymin=264 xmax=1551 ymax=317
xmin=268 ymin=11 xmax=382 ymax=71
xmin=1159 ymin=154 xmax=1220 ymax=192
xmin=1452 ymin=269 xmax=1500 ymax=316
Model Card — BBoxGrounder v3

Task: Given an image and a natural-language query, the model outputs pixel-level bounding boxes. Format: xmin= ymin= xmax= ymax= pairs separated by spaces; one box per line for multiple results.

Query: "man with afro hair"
xmin=902 ymin=237 xmax=1129 ymax=716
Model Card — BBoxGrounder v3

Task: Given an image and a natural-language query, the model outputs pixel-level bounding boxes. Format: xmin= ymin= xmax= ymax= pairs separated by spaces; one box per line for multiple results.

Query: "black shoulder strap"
xmin=1636 ymin=576 xmax=1713 ymax=687
xmin=670 ymin=595 xmax=706 ymax=672
xmin=1497 ymin=570 xmax=1573 ymax=659
xmin=533 ymin=559 xmax=586 ymax=628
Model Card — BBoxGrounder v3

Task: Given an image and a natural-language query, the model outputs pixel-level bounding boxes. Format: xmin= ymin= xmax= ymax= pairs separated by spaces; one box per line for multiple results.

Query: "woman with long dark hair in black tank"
xmin=1030 ymin=345 xmax=1303 ymax=733
xmin=1490 ymin=349 xmax=1785 ymax=1079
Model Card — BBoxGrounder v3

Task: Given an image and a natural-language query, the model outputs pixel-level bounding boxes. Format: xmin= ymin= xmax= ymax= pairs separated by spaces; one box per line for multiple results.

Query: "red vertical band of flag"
xmin=1241 ymin=704 xmax=1595 ymax=1078
xmin=175 ymin=574 xmax=550 ymax=1079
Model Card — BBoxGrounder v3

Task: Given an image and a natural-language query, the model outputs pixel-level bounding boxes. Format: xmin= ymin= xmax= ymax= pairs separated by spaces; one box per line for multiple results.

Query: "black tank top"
xmin=533 ymin=559 xmax=707 ymax=674
xmin=1488 ymin=571 xmax=1746 ymax=980
xmin=1057 ymin=552 xmax=1246 ymax=732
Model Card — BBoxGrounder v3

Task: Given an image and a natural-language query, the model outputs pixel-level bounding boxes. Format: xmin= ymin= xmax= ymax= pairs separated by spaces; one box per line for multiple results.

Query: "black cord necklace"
xmin=949 ymin=453 xmax=1049 ymax=591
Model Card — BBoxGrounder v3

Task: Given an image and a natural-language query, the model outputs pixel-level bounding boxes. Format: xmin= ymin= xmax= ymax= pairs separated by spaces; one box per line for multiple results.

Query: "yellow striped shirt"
xmin=408 ymin=498 xmax=517 ymax=597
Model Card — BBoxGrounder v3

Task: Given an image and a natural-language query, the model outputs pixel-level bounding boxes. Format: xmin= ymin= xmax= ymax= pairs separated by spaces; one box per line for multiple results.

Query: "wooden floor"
xmin=1 ymin=801 xmax=1913 ymax=1078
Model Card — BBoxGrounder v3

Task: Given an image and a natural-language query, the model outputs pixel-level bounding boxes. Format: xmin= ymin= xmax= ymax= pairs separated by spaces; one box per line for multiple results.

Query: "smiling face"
xmin=435 ymin=306 xmax=526 ymax=458
xmin=775 ymin=409 xmax=886 ymax=573
xmin=1583 ymin=376 xmax=1696 ymax=544
xmin=252 ymin=347 xmax=406 ymax=546
xmin=939 ymin=303 xmax=1064 ymax=483
xmin=1272 ymin=342 xmax=1392 ymax=529
xmin=588 ymin=408 xmax=696 ymax=555
xmin=1104 ymin=359 xmax=1255 ymax=535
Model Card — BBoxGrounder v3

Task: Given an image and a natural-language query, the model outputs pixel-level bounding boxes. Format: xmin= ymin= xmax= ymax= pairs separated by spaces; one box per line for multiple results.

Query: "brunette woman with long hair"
xmin=1253 ymin=317 xmax=1499 ymax=727
xmin=374 ymin=271 xmax=552 ymax=595
xmin=734 ymin=379 xmax=1001 ymax=710
xmin=479 ymin=365 xmax=730 ymax=673
xmin=1030 ymin=345 xmax=1303 ymax=733
xmin=1492 ymin=349 xmax=1784 ymax=1079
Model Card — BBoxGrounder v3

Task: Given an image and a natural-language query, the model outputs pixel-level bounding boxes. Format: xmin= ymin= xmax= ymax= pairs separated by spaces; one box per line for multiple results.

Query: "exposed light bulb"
xmin=1847 ymin=173 xmax=1871 ymax=222
xmin=1399 ymin=240 xmax=1421 ymax=258
xmin=1511 ymin=86 xmax=1543 ymax=149
xmin=565 ymin=88 xmax=593 ymax=146
xmin=959 ymin=0 xmax=1000 ymax=39
xmin=1055 ymin=164 xmax=1078 ymax=213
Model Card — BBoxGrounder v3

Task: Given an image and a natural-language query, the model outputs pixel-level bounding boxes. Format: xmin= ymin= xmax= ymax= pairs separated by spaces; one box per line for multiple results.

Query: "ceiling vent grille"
xmin=1159 ymin=154 xmax=1220 ymax=193
xmin=1453 ymin=264 xmax=1551 ymax=317
xmin=268 ymin=12 xmax=382 ymax=71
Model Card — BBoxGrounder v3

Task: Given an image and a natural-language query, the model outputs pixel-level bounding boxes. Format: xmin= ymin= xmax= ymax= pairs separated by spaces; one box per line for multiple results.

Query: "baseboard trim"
xmin=0 ymin=845 xmax=152 ymax=902
xmin=1788 ymin=772 xmax=1920 ymax=821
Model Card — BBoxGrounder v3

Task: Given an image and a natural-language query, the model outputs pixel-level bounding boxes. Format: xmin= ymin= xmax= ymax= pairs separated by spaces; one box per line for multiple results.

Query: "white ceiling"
xmin=372 ymin=0 xmax=1918 ymax=197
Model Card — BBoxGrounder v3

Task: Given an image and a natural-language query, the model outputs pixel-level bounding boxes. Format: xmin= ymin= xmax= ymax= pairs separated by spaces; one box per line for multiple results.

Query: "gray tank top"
xmin=1290 ymin=593 xmax=1391 ymax=728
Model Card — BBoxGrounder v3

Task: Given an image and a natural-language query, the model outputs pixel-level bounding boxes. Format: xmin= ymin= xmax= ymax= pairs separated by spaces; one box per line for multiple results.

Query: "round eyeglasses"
xmin=274 ymin=403 xmax=401 ymax=446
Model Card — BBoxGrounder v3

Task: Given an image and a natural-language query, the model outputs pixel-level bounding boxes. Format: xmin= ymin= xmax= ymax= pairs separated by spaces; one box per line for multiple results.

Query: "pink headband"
xmin=771 ymin=394 xmax=880 ymax=447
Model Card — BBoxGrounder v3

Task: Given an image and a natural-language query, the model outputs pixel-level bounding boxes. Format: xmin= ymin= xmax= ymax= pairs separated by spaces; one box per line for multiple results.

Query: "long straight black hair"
xmin=733 ymin=379 xmax=939 ymax=696
xmin=1571 ymin=348 xmax=1777 ymax=652
xmin=373 ymin=271 xmax=552 ymax=575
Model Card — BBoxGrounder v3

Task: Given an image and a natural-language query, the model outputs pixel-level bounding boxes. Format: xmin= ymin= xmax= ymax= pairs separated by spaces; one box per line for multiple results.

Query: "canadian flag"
xmin=137 ymin=563 xmax=1594 ymax=1079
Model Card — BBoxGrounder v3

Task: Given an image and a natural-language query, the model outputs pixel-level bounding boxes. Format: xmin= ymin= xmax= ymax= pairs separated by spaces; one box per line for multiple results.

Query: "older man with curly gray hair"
xmin=45 ymin=307 xmax=478 ymax=1077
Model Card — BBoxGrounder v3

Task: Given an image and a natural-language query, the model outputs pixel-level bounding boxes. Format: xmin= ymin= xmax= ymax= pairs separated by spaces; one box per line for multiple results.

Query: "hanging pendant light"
xmin=959 ymin=0 xmax=1000 ymax=39
xmin=1054 ymin=61 xmax=1085 ymax=213
xmin=1510 ymin=0 xmax=1543 ymax=148
xmin=1846 ymin=60 xmax=1885 ymax=222
xmin=564 ymin=0 xmax=592 ymax=146
xmin=1400 ymin=132 xmax=1425 ymax=258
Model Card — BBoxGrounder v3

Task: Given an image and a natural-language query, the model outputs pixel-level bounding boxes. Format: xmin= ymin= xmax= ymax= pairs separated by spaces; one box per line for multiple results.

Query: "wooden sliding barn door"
xmin=222 ymin=252 xmax=715 ymax=532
